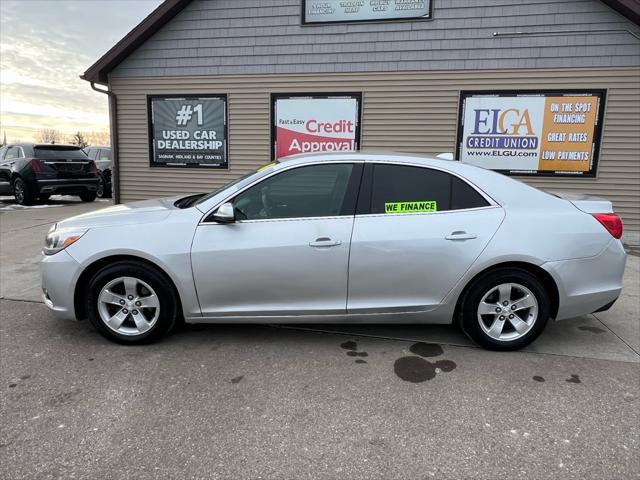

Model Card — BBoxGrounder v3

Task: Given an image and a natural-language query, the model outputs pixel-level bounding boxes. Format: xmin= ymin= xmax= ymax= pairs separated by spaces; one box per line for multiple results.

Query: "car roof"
xmin=277 ymin=151 xmax=484 ymax=176
xmin=10 ymin=143 xmax=82 ymax=149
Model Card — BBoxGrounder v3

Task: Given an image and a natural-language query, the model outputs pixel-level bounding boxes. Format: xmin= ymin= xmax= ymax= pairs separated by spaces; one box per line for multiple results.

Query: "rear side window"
xmin=34 ymin=147 xmax=88 ymax=160
xmin=370 ymin=164 xmax=488 ymax=214
xmin=5 ymin=147 xmax=23 ymax=160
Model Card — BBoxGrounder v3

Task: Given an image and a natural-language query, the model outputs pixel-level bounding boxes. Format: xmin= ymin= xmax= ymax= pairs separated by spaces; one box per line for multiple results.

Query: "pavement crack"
xmin=592 ymin=313 xmax=640 ymax=357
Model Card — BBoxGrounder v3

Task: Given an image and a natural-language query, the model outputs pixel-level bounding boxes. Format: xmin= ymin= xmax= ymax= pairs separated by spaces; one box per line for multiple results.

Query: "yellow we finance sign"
xmin=384 ymin=201 xmax=438 ymax=214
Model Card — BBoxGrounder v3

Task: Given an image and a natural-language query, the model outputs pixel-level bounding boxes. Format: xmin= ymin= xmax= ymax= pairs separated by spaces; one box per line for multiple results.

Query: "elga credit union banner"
xmin=272 ymin=94 xmax=362 ymax=160
xmin=148 ymin=95 xmax=228 ymax=168
xmin=457 ymin=91 xmax=606 ymax=177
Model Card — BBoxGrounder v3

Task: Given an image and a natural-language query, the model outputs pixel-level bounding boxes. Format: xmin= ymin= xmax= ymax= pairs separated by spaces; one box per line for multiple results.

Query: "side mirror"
xmin=212 ymin=202 xmax=235 ymax=223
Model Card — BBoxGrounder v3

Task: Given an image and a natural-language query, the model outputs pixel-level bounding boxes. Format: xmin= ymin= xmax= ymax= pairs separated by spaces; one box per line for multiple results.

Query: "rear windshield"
xmin=34 ymin=146 xmax=88 ymax=160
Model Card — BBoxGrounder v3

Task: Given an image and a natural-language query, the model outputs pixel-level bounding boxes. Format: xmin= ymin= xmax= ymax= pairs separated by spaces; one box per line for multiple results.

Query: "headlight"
xmin=43 ymin=226 xmax=88 ymax=255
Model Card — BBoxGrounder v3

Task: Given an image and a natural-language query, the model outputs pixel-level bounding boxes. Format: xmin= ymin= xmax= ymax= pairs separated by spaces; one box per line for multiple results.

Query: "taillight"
xmin=88 ymin=160 xmax=97 ymax=172
xmin=592 ymin=213 xmax=623 ymax=239
xmin=29 ymin=158 xmax=43 ymax=173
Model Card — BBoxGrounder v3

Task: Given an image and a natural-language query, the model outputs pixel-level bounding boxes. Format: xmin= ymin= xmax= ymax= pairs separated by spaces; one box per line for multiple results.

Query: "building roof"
xmin=82 ymin=0 xmax=640 ymax=86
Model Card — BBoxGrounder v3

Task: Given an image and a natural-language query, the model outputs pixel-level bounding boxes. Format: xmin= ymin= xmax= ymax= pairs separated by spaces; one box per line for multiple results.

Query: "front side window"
xmin=370 ymin=164 xmax=488 ymax=215
xmin=233 ymin=163 xmax=355 ymax=220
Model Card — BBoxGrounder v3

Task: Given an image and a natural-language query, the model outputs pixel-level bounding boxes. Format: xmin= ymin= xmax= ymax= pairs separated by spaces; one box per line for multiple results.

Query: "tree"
xmin=85 ymin=130 xmax=110 ymax=147
xmin=72 ymin=131 xmax=88 ymax=149
xmin=36 ymin=129 xmax=61 ymax=144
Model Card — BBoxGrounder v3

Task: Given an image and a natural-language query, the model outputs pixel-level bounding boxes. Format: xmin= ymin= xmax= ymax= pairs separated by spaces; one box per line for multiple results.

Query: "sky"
xmin=0 ymin=0 xmax=163 ymax=143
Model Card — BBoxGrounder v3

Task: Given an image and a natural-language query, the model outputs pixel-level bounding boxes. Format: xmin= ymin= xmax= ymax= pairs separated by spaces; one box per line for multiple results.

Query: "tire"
xmin=96 ymin=174 xmax=107 ymax=198
xmin=13 ymin=177 xmax=35 ymax=205
xmin=86 ymin=261 xmax=179 ymax=344
xmin=459 ymin=268 xmax=550 ymax=351
xmin=79 ymin=191 xmax=97 ymax=202
xmin=39 ymin=194 xmax=51 ymax=202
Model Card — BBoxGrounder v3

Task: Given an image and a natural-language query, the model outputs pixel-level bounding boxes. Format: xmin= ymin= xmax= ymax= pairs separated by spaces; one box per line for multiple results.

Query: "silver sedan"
xmin=40 ymin=152 xmax=626 ymax=350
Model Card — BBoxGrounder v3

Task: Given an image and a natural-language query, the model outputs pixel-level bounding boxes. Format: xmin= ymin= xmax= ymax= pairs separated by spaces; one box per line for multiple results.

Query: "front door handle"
xmin=309 ymin=237 xmax=342 ymax=248
xmin=445 ymin=231 xmax=477 ymax=241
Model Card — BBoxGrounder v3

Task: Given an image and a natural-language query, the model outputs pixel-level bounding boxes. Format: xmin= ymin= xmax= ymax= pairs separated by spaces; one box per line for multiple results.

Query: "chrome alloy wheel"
xmin=477 ymin=283 xmax=538 ymax=341
xmin=97 ymin=276 xmax=160 ymax=336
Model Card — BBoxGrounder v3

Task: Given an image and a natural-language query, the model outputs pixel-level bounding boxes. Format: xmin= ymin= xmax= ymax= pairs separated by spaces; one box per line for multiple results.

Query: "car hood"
xmin=55 ymin=197 xmax=181 ymax=229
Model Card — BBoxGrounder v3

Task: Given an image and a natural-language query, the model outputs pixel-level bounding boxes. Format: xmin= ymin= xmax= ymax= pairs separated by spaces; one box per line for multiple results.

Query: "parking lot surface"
xmin=1 ymin=197 xmax=639 ymax=479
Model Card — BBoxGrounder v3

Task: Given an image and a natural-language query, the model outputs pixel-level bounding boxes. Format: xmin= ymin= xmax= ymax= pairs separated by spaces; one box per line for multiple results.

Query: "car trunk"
xmin=34 ymin=146 xmax=95 ymax=179
xmin=545 ymin=190 xmax=614 ymax=214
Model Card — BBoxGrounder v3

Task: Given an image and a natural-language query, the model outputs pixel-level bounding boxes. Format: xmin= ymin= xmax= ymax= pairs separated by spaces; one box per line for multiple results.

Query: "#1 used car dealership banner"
xmin=272 ymin=93 xmax=362 ymax=161
xmin=147 ymin=94 xmax=228 ymax=168
xmin=456 ymin=90 xmax=606 ymax=177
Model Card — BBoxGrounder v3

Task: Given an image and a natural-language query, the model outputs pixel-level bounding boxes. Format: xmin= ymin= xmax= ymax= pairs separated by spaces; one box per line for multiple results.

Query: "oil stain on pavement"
xmin=394 ymin=342 xmax=457 ymax=383
xmin=341 ymin=340 xmax=368 ymax=364
xmin=566 ymin=374 xmax=582 ymax=384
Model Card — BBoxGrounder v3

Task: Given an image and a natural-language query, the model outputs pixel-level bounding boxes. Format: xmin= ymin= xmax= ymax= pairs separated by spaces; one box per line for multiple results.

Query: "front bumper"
xmin=543 ymin=239 xmax=627 ymax=320
xmin=40 ymin=250 xmax=84 ymax=320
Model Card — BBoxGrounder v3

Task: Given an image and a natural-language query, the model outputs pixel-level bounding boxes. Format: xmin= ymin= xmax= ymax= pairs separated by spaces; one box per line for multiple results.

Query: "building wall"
xmin=112 ymin=0 xmax=640 ymax=78
xmin=110 ymin=67 xmax=640 ymax=238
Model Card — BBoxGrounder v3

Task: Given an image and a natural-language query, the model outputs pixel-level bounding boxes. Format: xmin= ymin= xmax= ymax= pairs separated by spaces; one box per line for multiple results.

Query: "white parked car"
xmin=40 ymin=152 xmax=626 ymax=350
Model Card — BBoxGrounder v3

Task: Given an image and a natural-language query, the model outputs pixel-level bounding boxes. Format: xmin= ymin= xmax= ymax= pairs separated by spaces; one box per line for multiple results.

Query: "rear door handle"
xmin=309 ymin=237 xmax=342 ymax=248
xmin=445 ymin=231 xmax=477 ymax=241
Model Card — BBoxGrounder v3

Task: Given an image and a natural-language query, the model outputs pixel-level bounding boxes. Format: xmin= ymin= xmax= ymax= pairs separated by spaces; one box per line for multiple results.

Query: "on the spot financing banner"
xmin=272 ymin=94 xmax=362 ymax=160
xmin=457 ymin=90 xmax=606 ymax=177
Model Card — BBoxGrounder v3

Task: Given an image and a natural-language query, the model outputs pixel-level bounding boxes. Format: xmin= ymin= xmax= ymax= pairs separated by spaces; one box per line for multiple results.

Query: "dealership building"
xmin=82 ymin=0 xmax=640 ymax=243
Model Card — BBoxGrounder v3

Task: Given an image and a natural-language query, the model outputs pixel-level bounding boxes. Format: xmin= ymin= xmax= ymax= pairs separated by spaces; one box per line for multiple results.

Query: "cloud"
xmin=0 ymin=0 xmax=162 ymax=142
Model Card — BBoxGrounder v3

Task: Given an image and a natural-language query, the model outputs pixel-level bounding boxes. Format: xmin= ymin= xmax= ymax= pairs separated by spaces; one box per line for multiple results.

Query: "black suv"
xmin=84 ymin=146 xmax=112 ymax=198
xmin=0 ymin=143 xmax=99 ymax=205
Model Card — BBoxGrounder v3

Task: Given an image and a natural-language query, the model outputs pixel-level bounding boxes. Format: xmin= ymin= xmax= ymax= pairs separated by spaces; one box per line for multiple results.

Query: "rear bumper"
xmin=36 ymin=178 xmax=98 ymax=195
xmin=40 ymin=250 xmax=84 ymax=321
xmin=542 ymin=239 xmax=627 ymax=320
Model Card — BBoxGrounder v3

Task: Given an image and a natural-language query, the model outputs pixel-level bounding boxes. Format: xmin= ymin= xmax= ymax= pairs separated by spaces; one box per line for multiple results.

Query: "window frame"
xmin=201 ymin=160 xmax=365 ymax=224
xmin=356 ymin=161 xmax=498 ymax=217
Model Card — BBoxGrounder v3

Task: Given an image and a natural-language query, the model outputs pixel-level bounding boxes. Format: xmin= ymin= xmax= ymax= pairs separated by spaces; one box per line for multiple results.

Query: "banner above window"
xmin=456 ymin=90 xmax=606 ymax=177
xmin=302 ymin=0 xmax=433 ymax=25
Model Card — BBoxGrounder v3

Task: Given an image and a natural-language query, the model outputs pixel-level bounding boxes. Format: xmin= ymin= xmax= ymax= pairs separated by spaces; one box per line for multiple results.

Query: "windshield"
xmin=194 ymin=166 xmax=273 ymax=206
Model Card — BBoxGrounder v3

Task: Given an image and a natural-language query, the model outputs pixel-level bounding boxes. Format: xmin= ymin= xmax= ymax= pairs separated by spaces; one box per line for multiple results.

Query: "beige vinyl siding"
xmin=110 ymin=66 xmax=640 ymax=235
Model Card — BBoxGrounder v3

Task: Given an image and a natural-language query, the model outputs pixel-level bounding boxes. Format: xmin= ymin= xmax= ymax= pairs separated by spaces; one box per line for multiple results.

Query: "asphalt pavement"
xmin=0 ymin=196 xmax=638 ymax=479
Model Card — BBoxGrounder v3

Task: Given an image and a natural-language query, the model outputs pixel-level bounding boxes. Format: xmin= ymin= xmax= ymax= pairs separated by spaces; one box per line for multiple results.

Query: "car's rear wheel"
xmin=13 ymin=177 xmax=35 ymax=205
xmin=86 ymin=261 xmax=179 ymax=344
xmin=79 ymin=191 xmax=97 ymax=202
xmin=459 ymin=268 xmax=549 ymax=351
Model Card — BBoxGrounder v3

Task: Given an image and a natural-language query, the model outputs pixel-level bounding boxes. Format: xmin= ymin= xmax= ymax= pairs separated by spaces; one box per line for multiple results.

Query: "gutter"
xmin=87 ymin=80 xmax=120 ymax=204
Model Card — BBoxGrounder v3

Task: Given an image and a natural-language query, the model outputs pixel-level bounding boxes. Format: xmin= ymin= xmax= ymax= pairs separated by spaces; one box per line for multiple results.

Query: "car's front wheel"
xmin=86 ymin=261 xmax=179 ymax=344
xmin=459 ymin=268 xmax=550 ymax=351
xmin=96 ymin=174 xmax=110 ymax=198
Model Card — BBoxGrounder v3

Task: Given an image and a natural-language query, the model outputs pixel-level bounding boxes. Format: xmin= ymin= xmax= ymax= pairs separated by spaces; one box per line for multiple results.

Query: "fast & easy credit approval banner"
xmin=272 ymin=94 xmax=362 ymax=160
xmin=456 ymin=90 xmax=606 ymax=177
